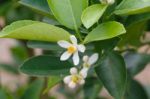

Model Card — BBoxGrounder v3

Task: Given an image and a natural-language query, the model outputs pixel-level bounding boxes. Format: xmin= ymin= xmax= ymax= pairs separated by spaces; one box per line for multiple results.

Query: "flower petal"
xmin=70 ymin=67 xmax=78 ymax=75
xmin=89 ymin=53 xmax=99 ymax=65
xmin=78 ymin=44 xmax=86 ymax=53
xmin=68 ymin=81 xmax=76 ymax=89
xmin=79 ymin=79 xmax=85 ymax=85
xmin=83 ymin=55 xmax=89 ymax=62
xmin=80 ymin=68 xmax=88 ymax=78
xmin=57 ymin=40 xmax=71 ymax=48
xmin=60 ymin=51 xmax=72 ymax=61
xmin=70 ymin=35 xmax=77 ymax=45
xmin=63 ymin=76 xmax=71 ymax=84
xmin=73 ymin=52 xmax=79 ymax=65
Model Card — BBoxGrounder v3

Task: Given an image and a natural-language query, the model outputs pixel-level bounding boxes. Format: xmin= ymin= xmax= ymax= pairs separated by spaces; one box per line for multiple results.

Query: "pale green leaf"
xmin=81 ymin=4 xmax=107 ymax=29
xmin=114 ymin=0 xmax=150 ymax=15
xmin=47 ymin=0 xmax=88 ymax=29
xmin=0 ymin=20 xmax=70 ymax=42
xmin=84 ymin=21 xmax=126 ymax=44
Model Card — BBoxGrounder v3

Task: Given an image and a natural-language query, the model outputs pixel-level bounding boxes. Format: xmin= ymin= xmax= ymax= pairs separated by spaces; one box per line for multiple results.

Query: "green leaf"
xmin=124 ymin=51 xmax=150 ymax=76
xmin=94 ymin=37 xmax=120 ymax=52
xmin=19 ymin=0 xmax=52 ymax=17
xmin=114 ymin=0 xmax=150 ymax=15
xmin=125 ymin=12 xmax=150 ymax=26
xmin=84 ymin=21 xmax=126 ymax=44
xmin=95 ymin=51 xmax=127 ymax=99
xmin=81 ymin=4 xmax=107 ymax=29
xmin=83 ymin=77 xmax=103 ymax=99
xmin=21 ymin=79 xmax=44 ymax=99
xmin=0 ymin=20 xmax=70 ymax=42
xmin=124 ymin=77 xmax=148 ymax=99
xmin=44 ymin=76 xmax=62 ymax=93
xmin=0 ymin=64 xmax=19 ymax=74
xmin=10 ymin=46 xmax=28 ymax=64
xmin=47 ymin=0 xmax=88 ymax=29
xmin=27 ymin=41 xmax=63 ymax=51
xmin=119 ymin=21 xmax=147 ymax=47
xmin=20 ymin=55 xmax=72 ymax=76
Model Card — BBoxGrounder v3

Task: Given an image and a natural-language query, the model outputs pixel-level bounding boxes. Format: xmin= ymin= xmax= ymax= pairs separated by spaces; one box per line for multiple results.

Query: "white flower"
xmin=80 ymin=53 xmax=99 ymax=77
xmin=100 ymin=0 xmax=115 ymax=5
xmin=58 ymin=35 xmax=86 ymax=65
xmin=63 ymin=67 xmax=85 ymax=89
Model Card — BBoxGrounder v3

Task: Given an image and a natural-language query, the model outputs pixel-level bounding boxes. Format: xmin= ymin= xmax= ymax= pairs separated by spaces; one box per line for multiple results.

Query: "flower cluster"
xmin=58 ymin=35 xmax=99 ymax=88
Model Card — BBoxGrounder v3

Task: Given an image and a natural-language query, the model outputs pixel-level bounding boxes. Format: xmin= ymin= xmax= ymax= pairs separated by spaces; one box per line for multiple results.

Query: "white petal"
xmin=60 ymin=51 xmax=72 ymax=61
xmin=57 ymin=40 xmax=71 ymax=48
xmin=79 ymin=79 xmax=85 ymax=85
xmin=89 ymin=53 xmax=99 ymax=65
xmin=73 ymin=52 xmax=79 ymax=65
xmin=78 ymin=44 xmax=86 ymax=53
xmin=68 ymin=81 xmax=76 ymax=89
xmin=80 ymin=68 xmax=88 ymax=78
xmin=63 ymin=76 xmax=71 ymax=84
xmin=70 ymin=67 xmax=78 ymax=75
xmin=70 ymin=35 xmax=77 ymax=45
xmin=83 ymin=55 xmax=89 ymax=62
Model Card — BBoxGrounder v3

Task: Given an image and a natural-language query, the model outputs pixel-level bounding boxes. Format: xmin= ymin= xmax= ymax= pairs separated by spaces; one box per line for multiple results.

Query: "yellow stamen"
xmin=83 ymin=63 xmax=90 ymax=68
xmin=71 ymin=75 xmax=79 ymax=83
xmin=67 ymin=45 xmax=77 ymax=54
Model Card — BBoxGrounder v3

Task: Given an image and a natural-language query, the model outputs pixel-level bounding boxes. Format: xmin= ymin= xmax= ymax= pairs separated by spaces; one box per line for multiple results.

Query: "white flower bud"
xmin=100 ymin=0 xmax=115 ymax=5
xmin=70 ymin=67 xmax=78 ymax=75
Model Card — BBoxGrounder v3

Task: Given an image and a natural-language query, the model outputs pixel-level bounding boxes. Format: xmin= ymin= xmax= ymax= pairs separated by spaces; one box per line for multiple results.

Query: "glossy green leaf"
xmin=95 ymin=51 xmax=127 ymax=99
xmin=119 ymin=21 xmax=147 ymax=47
xmin=84 ymin=21 xmax=126 ymax=44
xmin=125 ymin=12 xmax=150 ymax=26
xmin=20 ymin=55 xmax=72 ymax=76
xmin=83 ymin=77 xmax=103 ymax=99
xmin=0 ymin=20 xmax=70 ymax=42
xmin=44 ymin=76 xmax=62 ymax=93
xmin=27 ymin=41 xmax=63 ymax=51
xmin=81 ymin=4 xmax=107 ymax=29
xmin=47 ymin=0 xmax=88 ymax=29
xmin=124 ymin=77 xmax=148 ymax=99
xmin=19 ymin=0 xmax=51 ymax=17
xmin=94 ymin=37 xmax=120 ymax=52
xmin=124 ymin=51 xmax=150 ymax=76
xmin=21 ymin=79 xmax=44 ymax=99
xmin=114 ymin=0 xmax=150 ymax=15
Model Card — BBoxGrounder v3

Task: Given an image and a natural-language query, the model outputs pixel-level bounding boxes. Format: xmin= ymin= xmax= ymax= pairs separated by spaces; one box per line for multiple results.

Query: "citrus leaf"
xmin=19 ymin=0 xmax=52 ymax=17
xmin=114 ymin=0 xmax=150 ymax=15
xmin=95 ymin=51 xmax=127 ymax=99
xmin=84 ymin=21 xmax=126 ymax=44
xmin=124 ymin=51 xmax=150 ymax=76
xmin=21 ymin=79 xmax=44 ymax=99
xmin=20 ymin=55 xmax=72 ymax=76
xmin=47 ymin=0 xmax=88 ymax=29
xmin=0 ymin=20 xmax=70 ymax=42
xmin=27 ymin=41 xmax=63 ymax=51
xmin=81 ymin=4 xmax=107 ymax=29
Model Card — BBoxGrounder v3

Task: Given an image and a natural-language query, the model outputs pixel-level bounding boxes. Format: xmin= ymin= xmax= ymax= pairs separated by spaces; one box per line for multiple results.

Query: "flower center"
xmin=67 ymin=45 xmax=77 ymax=54
xmin=72 ymin=75 xmax=79 ymax=83
xmin=83 ymin=63 xmax=90 ymax=68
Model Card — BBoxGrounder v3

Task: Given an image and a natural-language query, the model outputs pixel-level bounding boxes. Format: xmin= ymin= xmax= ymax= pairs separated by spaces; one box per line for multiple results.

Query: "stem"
xmin=75 ymin=28 xmax=83 ymax=42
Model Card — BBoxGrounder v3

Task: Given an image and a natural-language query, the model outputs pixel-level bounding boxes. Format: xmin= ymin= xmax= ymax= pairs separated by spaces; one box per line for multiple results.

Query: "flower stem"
xmin=75 ymin=28 xmax=83 ymax=42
